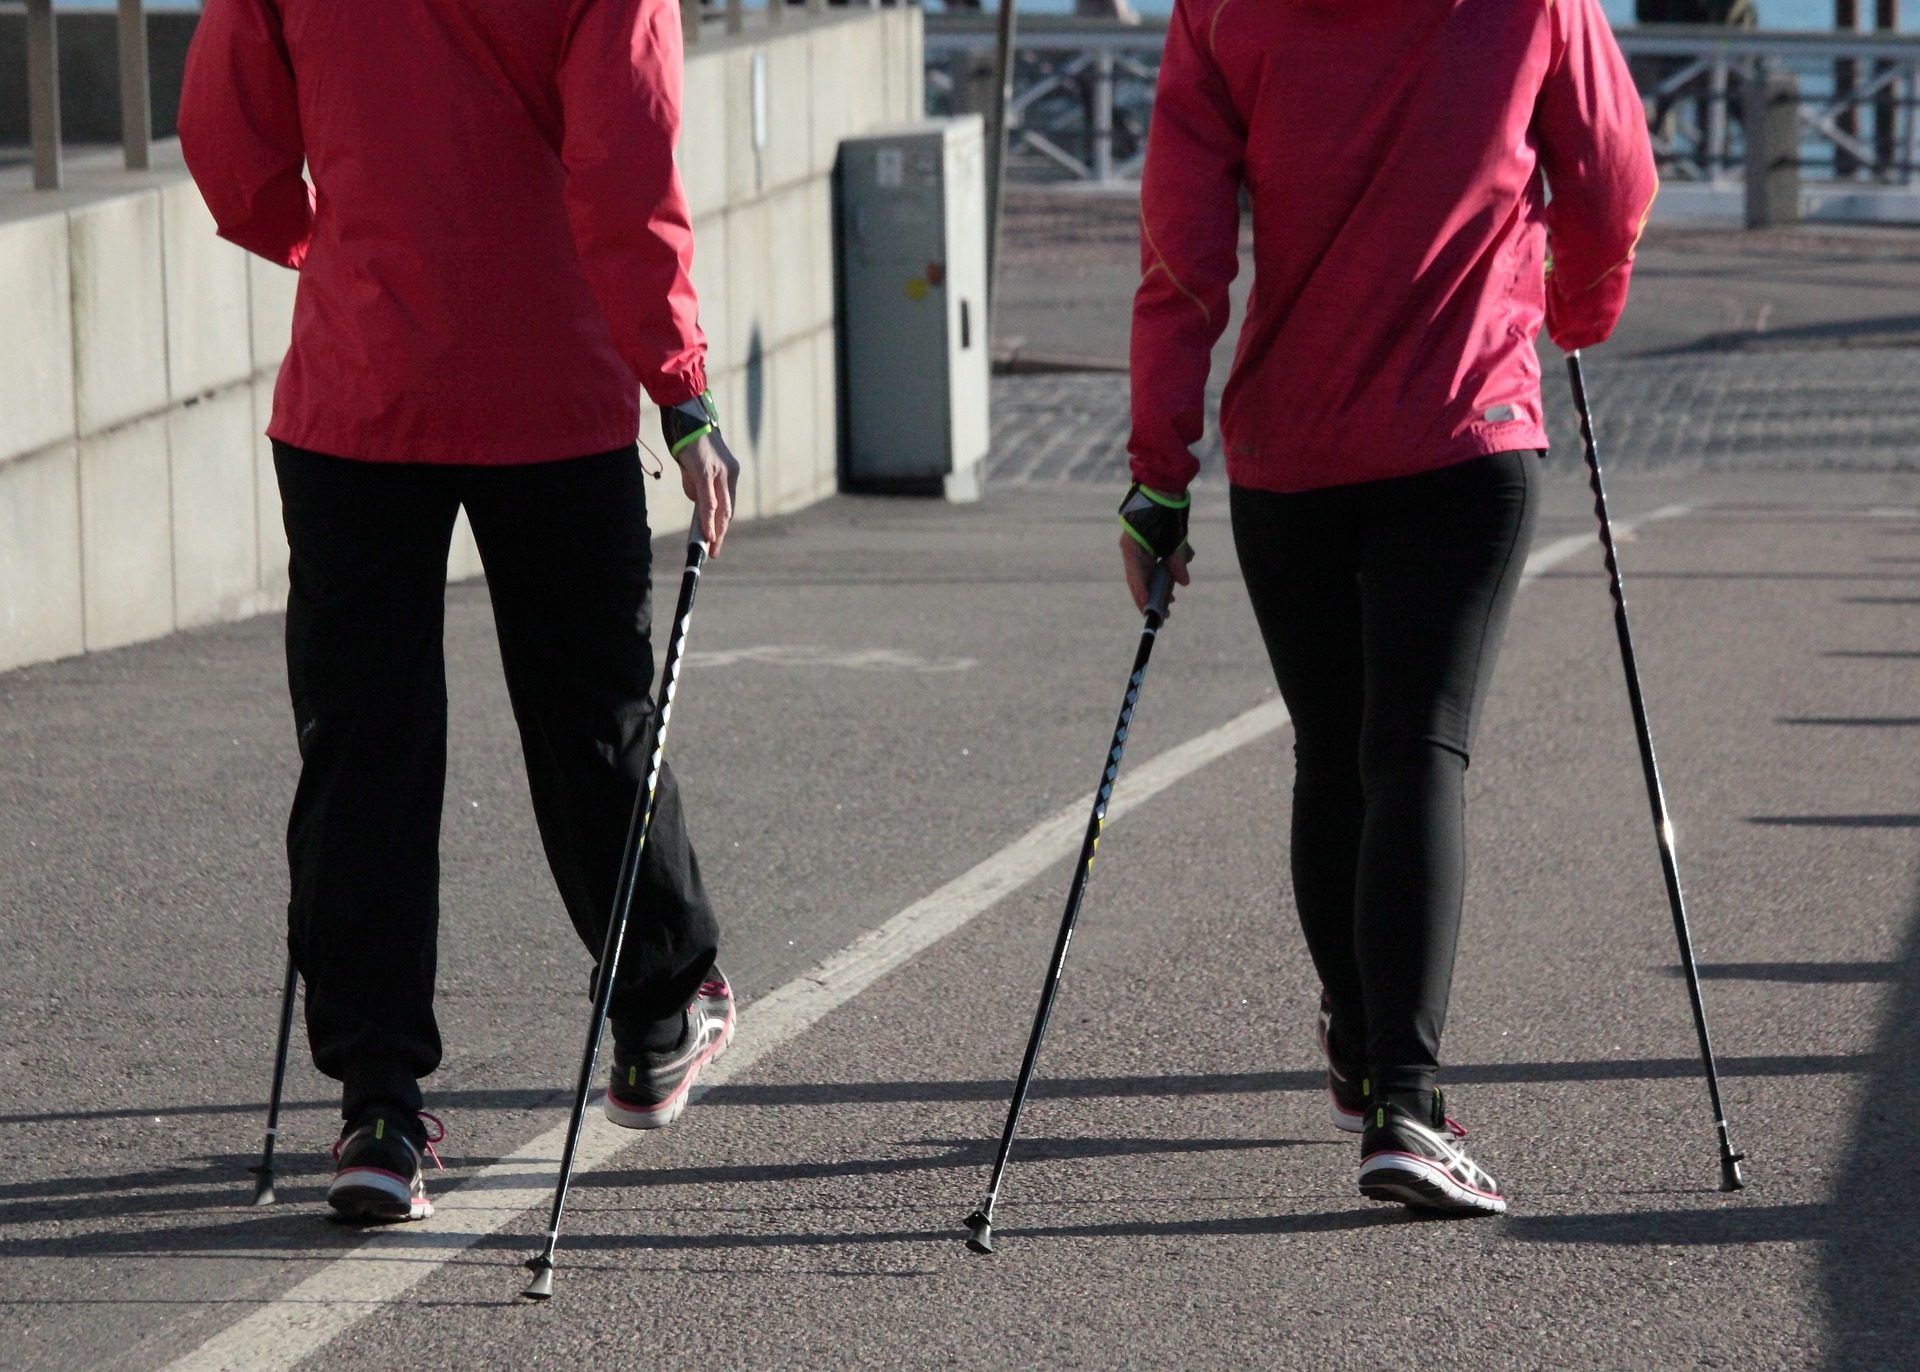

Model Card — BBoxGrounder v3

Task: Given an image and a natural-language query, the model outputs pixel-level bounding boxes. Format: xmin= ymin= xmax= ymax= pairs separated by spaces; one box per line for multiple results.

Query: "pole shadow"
xmin=1775 ymin=716 xmax=1920 ymax=728
xmin=1665 ymin=961 xmax=1897 ymax=984
xmin=1506 ymin=882 xmax=1920 ymax=1369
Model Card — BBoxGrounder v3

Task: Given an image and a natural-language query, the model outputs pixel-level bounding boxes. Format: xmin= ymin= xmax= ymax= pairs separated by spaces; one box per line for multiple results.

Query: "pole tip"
xmin=1719 ymin=1152 xmax=1747 ymax=1192
xmin=963 ymin=1211 xmax=995 ymax=1255
xmin=522 ymin=1257 xmax=556 ymax=1301
xmin=247 ymin=1166 xmax=276 ymax=1207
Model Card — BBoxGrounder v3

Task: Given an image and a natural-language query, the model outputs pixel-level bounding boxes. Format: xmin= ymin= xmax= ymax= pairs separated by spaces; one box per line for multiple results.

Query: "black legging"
xmin=1231 ymin=450 xmax=1538 ymax=1106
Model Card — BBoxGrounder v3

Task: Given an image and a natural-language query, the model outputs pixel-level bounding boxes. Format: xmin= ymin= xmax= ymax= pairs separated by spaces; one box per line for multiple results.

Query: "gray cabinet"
xmin=836 ymin=116 xmax=989 ymax=501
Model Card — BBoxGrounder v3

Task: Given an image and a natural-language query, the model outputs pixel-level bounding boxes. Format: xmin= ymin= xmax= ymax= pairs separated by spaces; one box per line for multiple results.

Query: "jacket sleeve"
xmin=177 ymin=0 xmax=314 ymax=270
xmin=1534 ymin=0 xmax=1658 ymax=352
xmin=557 ymin=0 xmax=707 ymax=406
xmin=1126 ymin=0 xmax=1245 ymax=494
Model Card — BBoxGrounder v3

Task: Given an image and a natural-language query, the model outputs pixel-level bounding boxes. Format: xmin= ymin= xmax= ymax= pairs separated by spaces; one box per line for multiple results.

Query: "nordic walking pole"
xmin=524 ymin=536 xmax=710 ymax=1300
xmin=247 ymin=957 xmax=299 ymax=1205
xmin=965 ymin=557 xmax=1181 ymax=1254
xmin=1566 ymin=351 xmax=1746 ymax=1192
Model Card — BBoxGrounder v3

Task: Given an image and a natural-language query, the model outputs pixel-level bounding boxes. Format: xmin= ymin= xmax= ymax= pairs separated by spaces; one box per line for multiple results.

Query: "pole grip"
xmin=1144 ymin=562 xmax=1173 ymax=621
xmin=1144 ymin=541 xmax=1195 ymax=623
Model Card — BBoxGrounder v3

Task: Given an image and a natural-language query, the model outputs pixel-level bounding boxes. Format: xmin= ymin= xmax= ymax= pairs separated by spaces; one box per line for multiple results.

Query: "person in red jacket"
xmin=1118 ymin=0 xmax=1656 ymax=1215
xmin=180 ymin=0 xmax=741 ymax=1223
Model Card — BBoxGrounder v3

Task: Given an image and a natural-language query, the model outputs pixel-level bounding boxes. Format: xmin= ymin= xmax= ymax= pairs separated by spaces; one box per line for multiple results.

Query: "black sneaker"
xmin=1358 ymin=1091 xmax=1505 ymax=1216
xmin=604 ymin=970 xmax=736 ymax=1130
xmin=1315 ymin=992 xmax=1368 ymax=1135
xmin=328 ymin=1108 xmax=443 ymax=1222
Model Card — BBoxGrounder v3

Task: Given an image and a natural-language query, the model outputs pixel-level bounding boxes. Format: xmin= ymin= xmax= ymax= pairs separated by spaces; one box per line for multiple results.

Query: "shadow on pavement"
xmin=0 ymin=1053 xmax=1868 ymax=1131
xmin=1819 ymin=878 xmax=1920 ymax=1370
xmin=572 ymin=1133 xmax=1322 ymax=1194
xmin=1535 ymin=571 xmax=1920 ymax=582
xmin=1749 ymin=814 xmax=1920 ymax=828
xmin=1509 ymin=882 xmax=1920 ymax=1369
xmin=460 ymin=1207 xmax=1406 ymax=1254
xmin=1671 ymin=961 xmax=1897 ymax=984
xmin=1506 ymin=1202 xmax=1827 ymax=1246
xmin=1647 ymin=312 xmax=1920 ymax=356
xmin=1777 ymin=716 xmax=1920 ymax=727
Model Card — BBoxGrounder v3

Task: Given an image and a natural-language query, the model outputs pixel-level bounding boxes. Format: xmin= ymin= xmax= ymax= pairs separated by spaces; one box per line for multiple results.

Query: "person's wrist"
xmin=662 ymin=390 xmax=720 ymax=457
xmin=1118 ymin=481 xmax=1191 ymax=561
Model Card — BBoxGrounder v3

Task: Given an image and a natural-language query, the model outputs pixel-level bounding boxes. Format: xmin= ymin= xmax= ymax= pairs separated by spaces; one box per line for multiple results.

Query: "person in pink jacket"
xmin=180 ymin=0 xmax=740 ymax=1223
xmin=1117 ymin=0 xmax=1657 ymax=1214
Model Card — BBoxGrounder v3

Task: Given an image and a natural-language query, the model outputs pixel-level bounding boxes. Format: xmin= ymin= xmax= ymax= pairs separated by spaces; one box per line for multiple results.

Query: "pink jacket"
xmin=1129 ymin=0 xmax=1657 ymax=494
xmin=180 ymin=0 xmax=705 ymax=465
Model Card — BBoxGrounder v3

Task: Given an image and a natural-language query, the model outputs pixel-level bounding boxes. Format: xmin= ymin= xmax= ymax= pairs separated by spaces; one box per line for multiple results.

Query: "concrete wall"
xmin=0 ymin=6 xmax=923 ymax=674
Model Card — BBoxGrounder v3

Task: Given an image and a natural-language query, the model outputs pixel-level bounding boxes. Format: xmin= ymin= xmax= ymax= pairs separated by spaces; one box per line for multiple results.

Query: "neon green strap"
xmin=668 ymin=422 xmax=714 ymax=457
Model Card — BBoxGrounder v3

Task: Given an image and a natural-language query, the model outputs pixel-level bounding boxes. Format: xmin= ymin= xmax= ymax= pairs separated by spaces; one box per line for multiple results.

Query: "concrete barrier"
xmin=0 ymin=6 xmax=923 ymax=674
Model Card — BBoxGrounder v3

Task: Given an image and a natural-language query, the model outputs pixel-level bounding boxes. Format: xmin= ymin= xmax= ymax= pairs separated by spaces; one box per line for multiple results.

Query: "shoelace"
xmin=699 ymin=975 xmax=729 ymax=998
xmin=331 ymin=1110 xmax=447 ymax=1170
xmin=419 ymin=1110 xmax=446 ymax=1170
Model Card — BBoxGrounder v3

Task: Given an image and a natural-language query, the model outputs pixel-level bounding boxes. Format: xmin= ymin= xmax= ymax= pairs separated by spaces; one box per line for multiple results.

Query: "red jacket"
xmin=179 ymin=0 xmax=705 ymax=465
xmin=1129 ymin=0 xmax=1657 ymax=494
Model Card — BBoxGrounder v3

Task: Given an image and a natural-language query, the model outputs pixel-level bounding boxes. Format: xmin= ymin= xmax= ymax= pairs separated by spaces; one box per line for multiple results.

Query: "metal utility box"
xmin=837 ymin=116 xmax=990 ymax=501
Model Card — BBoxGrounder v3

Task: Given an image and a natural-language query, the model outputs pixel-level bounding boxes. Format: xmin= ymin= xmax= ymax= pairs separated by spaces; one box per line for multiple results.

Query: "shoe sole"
xmin=1329 ymin=1093 xmax=1364 ymax=1134
xmin=1358 ymin=1152 xmax=1506 ymax=1216
xmin=328 ymin=1168 xmax=431 ymax=1223
xmin=603 ymin=1003 xmax=737 ymax=1130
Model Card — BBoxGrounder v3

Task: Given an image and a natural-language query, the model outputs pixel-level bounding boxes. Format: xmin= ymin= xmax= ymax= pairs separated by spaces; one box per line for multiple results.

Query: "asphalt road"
xmin=4 ymin=459 xmax=1919 ymax=1369
xmin=6 ymin=187 xmax=1920 ymax=1370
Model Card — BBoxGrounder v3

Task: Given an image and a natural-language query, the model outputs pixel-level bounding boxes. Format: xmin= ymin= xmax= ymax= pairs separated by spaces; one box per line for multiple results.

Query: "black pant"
xmin=1230 ymin=451 xmax=1538 ymax=1105
xmin=274 ymin=443 xmax=720 ymax=1121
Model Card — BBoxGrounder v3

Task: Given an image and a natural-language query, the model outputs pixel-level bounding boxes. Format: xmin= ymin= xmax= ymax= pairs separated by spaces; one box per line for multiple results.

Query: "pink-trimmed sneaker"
xmin=604 ymin=971 xmax=736 ymax=1130
xmin=328 ymin=1108 xmax=443 ymax=1223
xmin=1358 ymin=1090 xmax=1505 ymax=1216
xmin=1315 ymin=992 xmax=1368 ymax=1134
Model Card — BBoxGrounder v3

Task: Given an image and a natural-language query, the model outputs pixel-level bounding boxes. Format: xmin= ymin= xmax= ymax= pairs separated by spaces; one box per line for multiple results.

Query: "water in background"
xmin=997 ymin=0 xmax=1911 ymax=29
xmin=56 ymin=0 xmax=1920 ymax=21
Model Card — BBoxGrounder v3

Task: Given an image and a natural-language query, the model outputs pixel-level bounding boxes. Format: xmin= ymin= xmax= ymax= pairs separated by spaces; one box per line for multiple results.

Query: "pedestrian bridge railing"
xmin=16 ymin=0 xmax=152 ymax=190
xmin=925 ymin=15 xmax=1920 ymax=208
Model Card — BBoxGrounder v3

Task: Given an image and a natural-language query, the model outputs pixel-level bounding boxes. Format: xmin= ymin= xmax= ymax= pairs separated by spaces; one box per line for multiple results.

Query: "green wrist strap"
xmin=668 ymin=422 xmax=714 ymax=457
xmin=662 ymin=389 xmax=720 ymax=456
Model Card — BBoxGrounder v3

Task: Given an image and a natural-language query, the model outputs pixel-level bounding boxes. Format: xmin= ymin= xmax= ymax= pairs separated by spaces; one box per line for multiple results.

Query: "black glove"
xmin=661 ymin=390 xmax=720 ymax=456
xmin=1118 ymin=482 xmax=1191 ymax=561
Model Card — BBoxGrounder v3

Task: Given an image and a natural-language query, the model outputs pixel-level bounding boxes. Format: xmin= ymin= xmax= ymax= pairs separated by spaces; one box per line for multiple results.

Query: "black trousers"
xmin=274 ymin=443 xmax=720 ymax=1121
xmin=1230 ymin=451 xmax=1538 ymax=1104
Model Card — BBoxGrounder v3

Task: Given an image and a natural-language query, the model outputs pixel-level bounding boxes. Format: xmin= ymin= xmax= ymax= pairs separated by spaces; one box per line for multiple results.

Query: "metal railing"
xmin=15 ymin=0 xmax=900 ymax=191
xmin=925 ymin=15 xmax=1920 ymax=194
xmin=685 ymin=0 xmax=847 ymax=44
xmin=20 ymin=0 xmax=150 ymax=190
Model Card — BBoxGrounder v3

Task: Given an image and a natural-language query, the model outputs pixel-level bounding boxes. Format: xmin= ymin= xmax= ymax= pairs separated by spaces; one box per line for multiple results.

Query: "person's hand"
xmin=1117 ymin=481 xmax=1193 ymax=615
xmin=674 ymin=430 xmax=739 ymax=556
xmin=1119 ymin=530 xmax=1192 ymax=616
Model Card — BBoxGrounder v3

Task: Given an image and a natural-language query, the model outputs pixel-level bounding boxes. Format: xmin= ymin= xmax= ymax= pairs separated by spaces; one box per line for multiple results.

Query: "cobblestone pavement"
xmin=988 ymin=189 xmax=1920 ymax=488
xmin=988 ymin=346 xmax=1920 ymax=487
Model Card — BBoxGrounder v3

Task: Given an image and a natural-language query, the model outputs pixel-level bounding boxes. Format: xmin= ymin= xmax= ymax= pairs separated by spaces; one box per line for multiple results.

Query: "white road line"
xmin=165 ymin=502 xmax=1689 ymax=1372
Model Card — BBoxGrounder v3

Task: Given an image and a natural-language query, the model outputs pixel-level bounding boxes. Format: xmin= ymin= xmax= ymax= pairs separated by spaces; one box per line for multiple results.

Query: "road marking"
xmin=687 ymin=644 xmax=979 ymax=673
xmin=166 ymin=502 xmax=1690 ymax=1371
